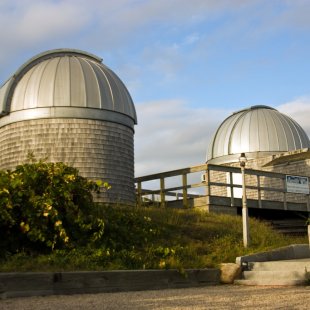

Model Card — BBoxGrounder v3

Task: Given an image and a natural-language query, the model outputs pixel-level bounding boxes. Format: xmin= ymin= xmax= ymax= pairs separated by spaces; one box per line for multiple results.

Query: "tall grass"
xmin=0 ymin=206 xmax=307 ymax=272
xmin=139 ymin=208 xmax=307 ymax=267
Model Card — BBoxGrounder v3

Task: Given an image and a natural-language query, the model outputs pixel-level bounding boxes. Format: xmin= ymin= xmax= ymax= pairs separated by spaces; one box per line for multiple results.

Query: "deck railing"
xmin=135 ymin=163 xmax=310 ymax=212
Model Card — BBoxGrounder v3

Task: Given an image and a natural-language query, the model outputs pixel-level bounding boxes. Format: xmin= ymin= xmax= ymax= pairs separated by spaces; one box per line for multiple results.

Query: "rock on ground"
xmin=220 ymin=263 xmax=242 ymax=284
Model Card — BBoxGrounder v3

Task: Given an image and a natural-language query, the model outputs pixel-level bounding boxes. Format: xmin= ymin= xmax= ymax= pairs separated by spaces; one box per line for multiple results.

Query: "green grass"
xmin=0 ymin=206 xmax=307 ymax=272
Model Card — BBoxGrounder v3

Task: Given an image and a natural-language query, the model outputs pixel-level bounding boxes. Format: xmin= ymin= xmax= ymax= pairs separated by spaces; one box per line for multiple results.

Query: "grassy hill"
xmin=0 ymin=205 xmax=307 ymax=272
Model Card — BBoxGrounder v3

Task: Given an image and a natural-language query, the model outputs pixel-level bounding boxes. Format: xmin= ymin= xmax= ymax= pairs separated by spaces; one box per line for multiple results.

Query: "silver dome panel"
xmin=207 ymin=105 xmax=310 ymax=164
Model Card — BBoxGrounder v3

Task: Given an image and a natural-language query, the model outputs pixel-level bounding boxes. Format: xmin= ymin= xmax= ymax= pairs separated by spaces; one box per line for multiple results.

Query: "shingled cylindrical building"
xmin=0 ymin=49 xmax=137 ymax=204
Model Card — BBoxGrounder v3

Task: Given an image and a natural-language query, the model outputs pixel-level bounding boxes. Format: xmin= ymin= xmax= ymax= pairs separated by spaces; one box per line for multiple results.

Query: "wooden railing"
xmin=135 ymin=163 xmax=310 ymax=212
xmin=135 ymin=164 xmax=207 ymax=208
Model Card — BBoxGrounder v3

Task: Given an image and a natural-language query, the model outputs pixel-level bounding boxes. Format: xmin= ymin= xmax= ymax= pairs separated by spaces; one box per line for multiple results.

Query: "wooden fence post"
xmin=160 ymin=177 xmax=165 ymax=208
xmin=229 ymin=171 xmax=234 ymax=207
xmin=204 ymin=168 xmax=211 ymax=210
xmin=257 ymin=175 xmax=262 ymax=208
xmin=308 ymin=224 xmax=310 ymax=249
xmin=137 ymin=182 xmax=142 ymax=208
xmin=282 ymin=178 xmax=287 ymax=210
xmin=205 ymin=169 xmax=211 ymax=196
xmin=182 ymin=173 xmax=188 ymax=208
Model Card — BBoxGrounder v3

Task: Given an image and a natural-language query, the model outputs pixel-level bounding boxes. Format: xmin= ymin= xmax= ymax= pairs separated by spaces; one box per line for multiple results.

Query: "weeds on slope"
xmin=0 ymin=205 xmax=307 ymax=272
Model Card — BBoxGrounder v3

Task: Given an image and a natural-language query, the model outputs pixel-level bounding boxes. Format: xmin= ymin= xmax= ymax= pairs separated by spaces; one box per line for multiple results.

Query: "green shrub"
xmin=0 ymin=160 xmax=109 ymax=255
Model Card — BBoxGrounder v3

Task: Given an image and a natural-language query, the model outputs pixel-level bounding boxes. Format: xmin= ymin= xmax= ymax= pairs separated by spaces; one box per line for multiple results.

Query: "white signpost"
xmin=286 ymin=175 xmax=309 ymax=194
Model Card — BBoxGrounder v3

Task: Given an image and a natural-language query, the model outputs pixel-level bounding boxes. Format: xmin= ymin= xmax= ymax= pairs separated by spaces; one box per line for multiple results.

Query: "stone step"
xmin=234 ymin=278 xmax=306 ymax=286
xmin=248 ymin=260 xmax=310 ymax=271
xmin=243 ymin=270 xmax=306 ymax=281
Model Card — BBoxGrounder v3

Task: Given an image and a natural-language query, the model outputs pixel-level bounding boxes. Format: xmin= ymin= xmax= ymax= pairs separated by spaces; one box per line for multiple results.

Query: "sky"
xmin=1 ymin=0 xmax=310 ymax=178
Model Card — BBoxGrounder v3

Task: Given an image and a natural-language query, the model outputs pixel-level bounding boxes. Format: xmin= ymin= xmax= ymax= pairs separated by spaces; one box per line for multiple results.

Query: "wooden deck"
xmin=135 ymin=163 xmax=310 ymax=214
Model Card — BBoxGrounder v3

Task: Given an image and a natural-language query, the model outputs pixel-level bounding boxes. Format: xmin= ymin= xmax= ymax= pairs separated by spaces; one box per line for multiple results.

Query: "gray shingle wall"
xmin=0 ymin=118 xmax=135 ymax=204
xmin=210 ymin=157 xmax=310 ymax=203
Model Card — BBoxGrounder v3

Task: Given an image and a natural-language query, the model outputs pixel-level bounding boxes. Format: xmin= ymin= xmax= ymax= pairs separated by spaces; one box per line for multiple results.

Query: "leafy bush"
xmin=0 ymin=160 xmax=109 ymax=255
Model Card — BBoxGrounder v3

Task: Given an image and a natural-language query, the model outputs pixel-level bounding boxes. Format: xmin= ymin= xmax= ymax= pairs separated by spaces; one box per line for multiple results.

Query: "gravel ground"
xmin=1 ymin=285 xmax=310 ymax=310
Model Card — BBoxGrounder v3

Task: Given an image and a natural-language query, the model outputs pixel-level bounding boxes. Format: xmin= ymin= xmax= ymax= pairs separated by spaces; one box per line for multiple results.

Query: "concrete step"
xmin=234 ymin=278 xmax=306 ymax=286
xmin=236 ymin=259 xmax=310 ymax=286
xmin=248 ymin=259 xmax=310 ymax=271
xmin=235 ymin=245 xmax=310 ymax=286
xmin=243 ymin=270 xmax=306 ymax=281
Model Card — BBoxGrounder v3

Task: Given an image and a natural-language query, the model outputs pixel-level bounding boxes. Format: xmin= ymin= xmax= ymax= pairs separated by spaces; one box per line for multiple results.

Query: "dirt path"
xmin=1 ymin=285 xmax=310 ymax=309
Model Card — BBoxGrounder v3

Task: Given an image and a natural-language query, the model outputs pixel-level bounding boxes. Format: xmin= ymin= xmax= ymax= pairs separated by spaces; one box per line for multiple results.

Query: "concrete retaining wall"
xmin=0 ymin=269 xmax=220 ymax=299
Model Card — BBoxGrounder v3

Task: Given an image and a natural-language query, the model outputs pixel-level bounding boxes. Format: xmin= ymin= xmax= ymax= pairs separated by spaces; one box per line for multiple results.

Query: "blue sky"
xmin=1 ymin=0 xmax=310 ymax=176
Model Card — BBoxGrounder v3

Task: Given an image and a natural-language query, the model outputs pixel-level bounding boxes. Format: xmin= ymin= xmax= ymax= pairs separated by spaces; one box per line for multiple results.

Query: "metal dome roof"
xmin=0 ymin=49 xmax=137 ymax=129
xmin=207 ymin=105 xmax=310 ymax=164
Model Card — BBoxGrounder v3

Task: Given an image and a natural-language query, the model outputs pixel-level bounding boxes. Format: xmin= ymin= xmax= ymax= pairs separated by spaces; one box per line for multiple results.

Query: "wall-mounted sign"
xmin=286 ymin=175 xmax=309 ymax=194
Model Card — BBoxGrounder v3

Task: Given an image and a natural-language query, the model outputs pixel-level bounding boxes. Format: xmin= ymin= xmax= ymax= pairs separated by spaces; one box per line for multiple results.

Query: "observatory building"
xmin=207 ymin=105 xmax=310 ymax=205
xmin=0 ymin=49 xmax=137 ymax=204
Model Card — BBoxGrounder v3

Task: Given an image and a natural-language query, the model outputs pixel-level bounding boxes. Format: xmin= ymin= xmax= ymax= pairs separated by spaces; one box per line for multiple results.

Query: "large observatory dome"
xmin=0 ymin=49 xmax=137 ymax=204
xmin=0 ymin=49 xmax=137 ymax=128
xmin=207 ymin=105 xmax=310 ymax=164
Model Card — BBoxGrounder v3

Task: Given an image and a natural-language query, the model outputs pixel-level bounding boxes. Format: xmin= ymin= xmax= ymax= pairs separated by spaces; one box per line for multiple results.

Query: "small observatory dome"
xmin=207 ymin=105 xmax=310 ymax=165
xmin=0 ymin=49 xmax=137 ymax=204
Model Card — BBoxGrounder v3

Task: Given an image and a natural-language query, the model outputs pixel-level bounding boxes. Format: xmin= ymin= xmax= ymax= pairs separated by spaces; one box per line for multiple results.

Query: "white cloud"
xmin=141 ymin=44 xmax=184 ymax=82
xmin=0 ymin=1 xmax=89 ymax=45
xmin=135 ymin=99 xmax=230 ymax=176
xmin=277 ymin=97 xmax=310 ymax=135
xmin=0 ymin=0 xmax=92 ymax=78
xmin=272 ymin=0 xmax=310 ymax=31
